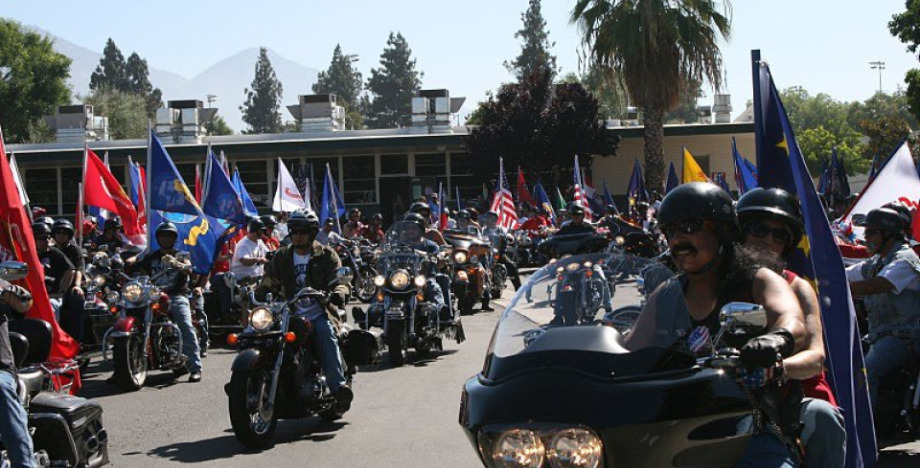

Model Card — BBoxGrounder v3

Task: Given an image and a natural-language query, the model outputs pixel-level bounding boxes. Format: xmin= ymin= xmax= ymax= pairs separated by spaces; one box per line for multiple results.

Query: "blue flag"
xmin=665 ymin=161 xmax=680 ymax=194
xmin=626 ymin=158 xmax=648 ymax=222
xmin=755 ymin=61 xmax=876 ymax=468
xmin=202 ymin=150 xmax=245 ymax=226
xmin=533 ymin=180 xmax=556 ymax=224
xmin=602 ymin=181 xmax=619 ymax=215
xmin=733 ymin=137 xmax=758 ymax=195
xmin=713 ymin=172 xmax=732 ymax=196
xmin=147 ymin=131 xmax=227 ymax=274
xmin=231 ymin=168 xmax=258 ymax=218
xmin=320 ymin=163 xmax=345 ymax=230
xmin=128 ymin=157 xmax=143 ymax=207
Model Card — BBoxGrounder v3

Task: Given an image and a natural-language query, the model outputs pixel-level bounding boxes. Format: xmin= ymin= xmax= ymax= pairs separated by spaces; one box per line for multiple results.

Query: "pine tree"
xmin=365 ymin=32 xmax=423 ymax=129
xmin=125 ymin=53 xmax=163 ymax=117
xmin=313 ymin=44 xmax=363 ymax=110
xmin=240 ymin=47 xmax=284 ymax=134
xmin=505 ymin=0 xmax=558 ymax=83
xmin=90 ymin=38 xmax=128 ymax=92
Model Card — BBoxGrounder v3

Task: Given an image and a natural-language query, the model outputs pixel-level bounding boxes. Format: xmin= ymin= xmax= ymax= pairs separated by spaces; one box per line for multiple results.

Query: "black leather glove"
xmin=329 ymin=292 xmax=347 ymax=308
xmin=741 ymin=328 xmax=794 ymax=369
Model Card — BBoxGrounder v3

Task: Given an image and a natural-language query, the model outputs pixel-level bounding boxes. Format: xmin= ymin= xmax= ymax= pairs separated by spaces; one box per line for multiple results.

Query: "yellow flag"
xmin=682 ymin=147 xmax=711 ymax=183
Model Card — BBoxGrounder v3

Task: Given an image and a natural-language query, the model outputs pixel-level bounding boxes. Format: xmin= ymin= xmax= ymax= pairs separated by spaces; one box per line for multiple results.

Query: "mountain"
xmin=31 ymin=26 xmax=318 ymax=133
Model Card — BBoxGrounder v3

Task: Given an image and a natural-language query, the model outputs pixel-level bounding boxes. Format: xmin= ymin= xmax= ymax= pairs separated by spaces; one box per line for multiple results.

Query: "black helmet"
xmin=35 ymin=216 xmax=54 ymax=229
xmin=468 ymin=208 xmax=479 ymax=220
xmin=348 ymin=207 xmax=362 ymax=216
xmin=403 ymin=212 xmax=427 ymax=231
xmin=289 ymin=209 xmax=319 ymax=231
xmin=736 ymin=188 xmax=804 ymax=247
xmin=32 ymin=222 xmax=52 ymax=237
xmin=457 ymin=209 xmax=471 ymax=220
xmin=858 ymin=208 xmax=904 ymax=234
xmin=51 ymin=219 xmax=75 ymax=237
xmin=155 ymin=221 xmax=179 ymax=236
xmin=259 ymin=215 xmax=277 ymax=229
xmin=568 ymin=203 xmax=586 ymax=216
xmin=881 ymin=202 xmax=912 ymax=232
xmin=247 ymin=218 xmax=265 ymax=233
xmin=658 ymin=183 xmax=735 ymax=225
xmin=103 ymin=217 xmax=122 ymax=231
xmin=409 ymin=202 xmax=430 ymax=214
xmin=605 ymin=204 xmax=618 ymax=214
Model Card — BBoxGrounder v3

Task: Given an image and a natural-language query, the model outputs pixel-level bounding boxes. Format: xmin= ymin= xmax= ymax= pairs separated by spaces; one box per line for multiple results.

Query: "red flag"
xmin=194 ymin=164 xmax=202 ymax=204
xmin=84 ymin=149 xmax=142 ymax=239
xmin=516 ymin=167 xmax=537 ymax=207
xmin=0 ymin=130 xmax=81 ymax=379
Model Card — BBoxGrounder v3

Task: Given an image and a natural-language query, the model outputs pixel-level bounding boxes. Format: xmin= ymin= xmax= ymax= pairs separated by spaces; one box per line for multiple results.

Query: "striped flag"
xmin=573 ymin=155 xmax=593 ymax=221
xmin=488 ymin=157 xmax=518 ymax=229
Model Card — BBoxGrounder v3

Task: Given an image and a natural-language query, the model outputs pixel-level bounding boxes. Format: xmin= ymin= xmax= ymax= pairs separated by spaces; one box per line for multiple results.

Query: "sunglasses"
xmin=661 ymin=219 xmax=705 ymax=238
xmin=291 ymin=229 xmax=315 ymax=236
xmin=863 ymin=228 xmax=881 ymax=238
xmin=743 ymin=221 xmax=792 ymax=245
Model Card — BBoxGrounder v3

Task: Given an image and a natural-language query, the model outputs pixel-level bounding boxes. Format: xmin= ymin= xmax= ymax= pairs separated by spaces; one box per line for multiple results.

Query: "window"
xmin=305 ymin=157 xmax=340 ymax=205
xmin=449 ymin=153 xmax=480 ymax=201
xmin=26 ymin=168 xmax=58 ymax=214
xmin=61 ymin=167 xmax=81 ymax=216
xmin=380 ymin=154 xmax=408 ymax=175
xmin=414 ymin=153 xmax=446 ymax=177
xmin=342 ymin=156 xmax=376 ymax=204
xmin=235 ymin=160 xmax=270 ymax=212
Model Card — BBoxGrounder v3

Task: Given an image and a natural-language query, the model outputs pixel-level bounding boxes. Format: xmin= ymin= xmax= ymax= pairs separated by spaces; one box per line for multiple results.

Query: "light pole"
xmin=869 ymin=61 xmax=885 ymax=94
xmin=207 ymin=94 xmax=217 ymax=108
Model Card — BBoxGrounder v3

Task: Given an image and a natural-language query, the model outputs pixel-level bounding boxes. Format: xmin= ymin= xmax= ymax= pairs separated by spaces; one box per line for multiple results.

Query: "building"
xmin=6 ymin=92 xmax=755 ymax=221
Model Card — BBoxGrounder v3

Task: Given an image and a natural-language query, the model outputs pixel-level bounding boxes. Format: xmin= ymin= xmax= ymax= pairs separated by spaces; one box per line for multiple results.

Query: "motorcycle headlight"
xmin=615 ymin=236 xmax=625 ymax=246
xmin=453 ymin=251 xmax=468 ymax=264
xmin=374 ymin=275 xmax=386 ymax=287
xmin=93 ymin=275 xmax=106 ymax=287
xmin=413 ymin=274 xmax=426 ymax=287
xmin=390 ymin=270 xmax=410 ymax=289
xmin=123 ymin=283 xmax=143 ymax=303
xmin=547 ymin=428 xmax=602 ymax=468
xmin=582 ymin=261 xmax=593 ymax=269
xmin=492 ymin=429 xmax=545 ymax=468
xmin=249 ymin=307 xmax=274 ymax=332
xmin=106 ymin=291 xmax=120 ymax=304
xmin=565 ymin=262 xmax=580 ymax=272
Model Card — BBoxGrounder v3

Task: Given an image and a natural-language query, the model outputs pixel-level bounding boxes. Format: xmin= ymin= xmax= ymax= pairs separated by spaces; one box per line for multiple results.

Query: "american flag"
xmin=573 ymin=155 xmax=593 ymax=221
xmin=489 ymin=158 xmax=518 ymax=229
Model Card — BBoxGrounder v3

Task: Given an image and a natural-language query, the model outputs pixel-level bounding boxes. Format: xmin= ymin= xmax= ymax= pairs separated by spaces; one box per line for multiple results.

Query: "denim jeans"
xmin=736 ymin=431 xmax=797 ymax=468
xmin=865 ymin=335 xmax=920 ymax=407
xmin=0 ymin=371 xmax=35 ymax=468
xmin=169 ymin=296 xmax=201 ymax=373
xmin=190 ymin=294 xmax=208 ymax=350
xmin=310 ymin=316 xmax=345 ymax=392
xmin=799 ymin=397 xmax=846 ymax=468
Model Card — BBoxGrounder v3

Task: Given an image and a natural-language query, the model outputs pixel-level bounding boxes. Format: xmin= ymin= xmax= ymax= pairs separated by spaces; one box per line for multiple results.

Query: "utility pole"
xmin=869 ymin=61 xmax=885 ymax=94
xmin=207 ymin=94 xmax=217 ymax=108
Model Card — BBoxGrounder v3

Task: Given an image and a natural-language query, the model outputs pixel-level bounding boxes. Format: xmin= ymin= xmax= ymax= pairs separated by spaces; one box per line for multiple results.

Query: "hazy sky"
xmin=3 ymin=0 xmax=917 ymax=119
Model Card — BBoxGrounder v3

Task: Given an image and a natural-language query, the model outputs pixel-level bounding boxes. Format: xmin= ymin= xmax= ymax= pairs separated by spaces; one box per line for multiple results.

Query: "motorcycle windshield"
xmin=383 ymin=221 xmax=430 ymax=250
xmin=484 ymin=253 xmax=691 ymax=381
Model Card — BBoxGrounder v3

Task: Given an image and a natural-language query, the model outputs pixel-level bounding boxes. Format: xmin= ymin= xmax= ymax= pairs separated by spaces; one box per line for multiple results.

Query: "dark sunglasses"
xmin=661 ymin=219 xmax=705 ymax=238
xmin=743 ymin=221 xmax=792 ymax=245
xmin=863 ymin=228 xmax=881 ymax=237
xmin=34 ymin=235 xmax=51 ymax=241
xmin=291 ymin=229 xmax=315 ymax=236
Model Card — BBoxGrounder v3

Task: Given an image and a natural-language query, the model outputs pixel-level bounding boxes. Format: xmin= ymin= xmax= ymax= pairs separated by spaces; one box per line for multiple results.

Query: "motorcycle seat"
xmin=8 ymin=318 xmax=52 ymax=366
xmin=9 ymin=331 xmax=28 ymax=368
xmin=17 ymin=366 xmax=45 ymax=399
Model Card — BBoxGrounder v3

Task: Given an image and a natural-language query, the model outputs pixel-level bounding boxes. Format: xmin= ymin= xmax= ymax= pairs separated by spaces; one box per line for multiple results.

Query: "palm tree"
xmin=572 ymin=0 xmax=731 ymax=190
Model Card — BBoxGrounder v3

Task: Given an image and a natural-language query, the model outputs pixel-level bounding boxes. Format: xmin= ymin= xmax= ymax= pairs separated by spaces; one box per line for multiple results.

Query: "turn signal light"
xmin=416 ymin=293 xmax=424 ymax=302
xmin=284 ymin=332 xmax=297 ymax=343
xmin=376 ymin=292 xmax=385 ymax=302
xmin=151 ymin=303 xmax=162 ymax=312
xmin=227 ymin=334 xmax=239 ymax=346
xmin=109 ymin=306 xmax=118 ymax=314
xmin=585 ymin=270 xmax=594 ymax=277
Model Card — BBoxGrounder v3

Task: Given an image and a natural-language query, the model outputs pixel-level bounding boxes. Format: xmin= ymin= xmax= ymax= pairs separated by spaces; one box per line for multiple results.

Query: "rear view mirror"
xmin=712 ymin=302 xmax=767 ymax=350
xmin=0 ymin=261 xmax=28 ymax=281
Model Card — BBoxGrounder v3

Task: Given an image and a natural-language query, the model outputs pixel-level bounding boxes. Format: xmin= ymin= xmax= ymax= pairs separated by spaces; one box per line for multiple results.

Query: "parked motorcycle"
xmin=224 ymin=269 xmax=378 ymax=449
xmin=2 ymin=261 xmax=110 ymax=468
xmin=103 ymin=271 xmax=188 ymax=391
xmin=460 ymin=253 xmax=778 ymax=467
xmin=443 ymin=227 xmax=491 ymax=315
xmin=356 ymin=221 xmax=463 ymax=367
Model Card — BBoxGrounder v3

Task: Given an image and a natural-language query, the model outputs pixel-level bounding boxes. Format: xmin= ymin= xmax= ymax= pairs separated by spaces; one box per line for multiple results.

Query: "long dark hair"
xmin=717 ymin=241 xmax=783 ymax=304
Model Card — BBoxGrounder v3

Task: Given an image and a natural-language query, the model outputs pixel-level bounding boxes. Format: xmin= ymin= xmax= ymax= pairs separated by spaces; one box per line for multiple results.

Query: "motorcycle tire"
xmin=458 ymin=296 xmax=475 ymax=316
xmin=228 ymin=368 xmax=277 ymax=449
xmin=356 ymin=267 xmax=377 ymax=304
xmin=386 ymin=321 xmax=407 ymax=367
xmin=112 ymin=335 xmax=147 ymax=391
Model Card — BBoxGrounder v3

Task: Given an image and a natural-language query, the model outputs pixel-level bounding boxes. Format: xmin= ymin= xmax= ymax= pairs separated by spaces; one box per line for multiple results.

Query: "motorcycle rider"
xmin=557 ymin=204 xmax=596 ymax=235
xmin=90 ymin=217 xmax=126 ymax=253
xmin=408 ymin=202 xmax=446 ymax=245
xmin=316 ymin=218 xmax=344 ymax=246
xmin=33 ymin=223 xmax=75 ymax=320
xmin=51 ymin=219 xmax=87 ymax=342
xmin=737 ymin=188 xmax=846 ymax=468
xmin=0 ymin=280 xmax=37 ymax=468
xmin=256 ymin=209 xmax=354 ymax=413
xmin=453 ymin=210 xmax=493 ymax=311
xmin=128 ymin=222 xmax=203 ymax=382
xmin=456 ymin=210 xmax=480 ymax=231
xmin=259 ymin=215 xmax=281 ymax=251
xmin=360 ymin=213 xmax=385 ymax=244
xmin=627 ymin=182 xmax=806 ymax=467
xmin=846 ymin=207 xmax=920 ymax=408
xmin=343 ymin=208 xmax=365 ymax=240
xmin=480 ymin=210 xmax=522 ymax=291
xmin=231 ymin=219 xmax=270 ymax=286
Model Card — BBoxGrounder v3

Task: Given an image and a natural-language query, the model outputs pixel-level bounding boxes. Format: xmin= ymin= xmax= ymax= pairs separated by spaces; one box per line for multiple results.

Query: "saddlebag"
xmin=341 ymin=328 xmax=382 ymax=366
xmin=28 ymin=393 xmax=109 ymax=468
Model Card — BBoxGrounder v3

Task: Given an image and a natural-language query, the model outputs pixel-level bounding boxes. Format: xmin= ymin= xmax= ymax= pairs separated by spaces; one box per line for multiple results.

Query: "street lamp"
xmin=869 ymin=61 xmax=885 ymax=94
xmin=207 ymin=94 xmax=217 ymax=108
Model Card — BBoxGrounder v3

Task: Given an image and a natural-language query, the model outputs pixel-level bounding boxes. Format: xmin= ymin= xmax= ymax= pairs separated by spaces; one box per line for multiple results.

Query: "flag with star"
xmin=755 ymin=59 xmax=876 ymax=468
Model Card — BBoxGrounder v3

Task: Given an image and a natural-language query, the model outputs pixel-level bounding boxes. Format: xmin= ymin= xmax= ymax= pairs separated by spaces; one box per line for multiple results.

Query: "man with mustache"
xmin=627 ymin=183 xmax=806 ymax=467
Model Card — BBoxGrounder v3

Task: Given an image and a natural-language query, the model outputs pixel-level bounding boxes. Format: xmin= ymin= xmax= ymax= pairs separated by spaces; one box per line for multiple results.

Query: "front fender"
xmin=113 ymin=316 xmax=135 ymax=334
xmin=230 ymin=348 xmax=261 ymax=372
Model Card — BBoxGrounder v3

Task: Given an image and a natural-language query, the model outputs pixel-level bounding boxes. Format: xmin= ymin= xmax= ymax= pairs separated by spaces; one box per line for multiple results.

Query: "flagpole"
xmin=327 ymin=163 xmax=342 ymax=234
xmin=146 ymin=121 xmax=153 ymax=249
xmin=203 ymin=142 xmax=212 ymax=202
xmin=751 ymin=50 xmax=764 ymax=166
xmin=76 ymin=183 xmax=84 ymax=247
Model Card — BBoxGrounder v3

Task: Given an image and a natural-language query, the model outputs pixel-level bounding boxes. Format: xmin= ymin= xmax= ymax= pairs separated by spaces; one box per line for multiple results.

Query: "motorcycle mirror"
xmin=713 ymin=302 xmax=767 ymax=348
xmin=0 ymin=261 xmax=28 ymax=281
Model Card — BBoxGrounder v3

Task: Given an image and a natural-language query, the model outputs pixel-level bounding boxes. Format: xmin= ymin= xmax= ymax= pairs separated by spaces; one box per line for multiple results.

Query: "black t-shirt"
xmin=130 ymin=250 xmax=190 ymax=296
xmin=57 ymin=241 xmax=85 ymax=271
xmin=92 ymin=234 xmax=124 ymax=252
xmin=39 ymin=247 xmax=75 ymax=294
xmin=0 ymin=304 xmax=16 ymax=373
xmin=557 ymin=223 xmax=597 ymax=236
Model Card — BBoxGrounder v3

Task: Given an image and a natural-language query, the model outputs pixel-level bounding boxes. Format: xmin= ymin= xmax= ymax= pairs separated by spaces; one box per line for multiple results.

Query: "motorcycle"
xmin=459 ymin=253 xmax=781 ymax=467
xmin=102 ymin=270 xmax=188 ymax=391
xmin=224 ymin=268 xmax=378 ymax=449
xmin=872 ymin=343 xmax=920 ymax=445
xmin=443 ymin=227 xmax=491 ymax=315
xmin=76 ymin=250 xmax=125 ymax=367
xmin=481 ymin=229 xmax=510 ymax=300
xmin=2 ymin=261 xmax=110 ymax=468
xmin=331 ymin=238 xmax=378 ymax=304
xmin=538 ymin=231 xmax=609 ymax=259
xmin=355 ymin=221 xmax=464 ymax=367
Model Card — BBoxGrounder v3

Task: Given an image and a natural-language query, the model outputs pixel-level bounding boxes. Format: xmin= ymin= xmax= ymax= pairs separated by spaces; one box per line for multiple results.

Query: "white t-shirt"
xmin=231 ymin=237 xmax=269 ymax=279
xmin=293 ymin=252 xmax=324 ymax=320
xmin=846 ymin=257 xmax=920 ymax=294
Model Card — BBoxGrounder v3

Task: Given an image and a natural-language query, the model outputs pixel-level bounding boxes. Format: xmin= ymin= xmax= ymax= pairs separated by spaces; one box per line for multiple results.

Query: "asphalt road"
xmin=75 ymin=275 xmax=920 ymax=467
